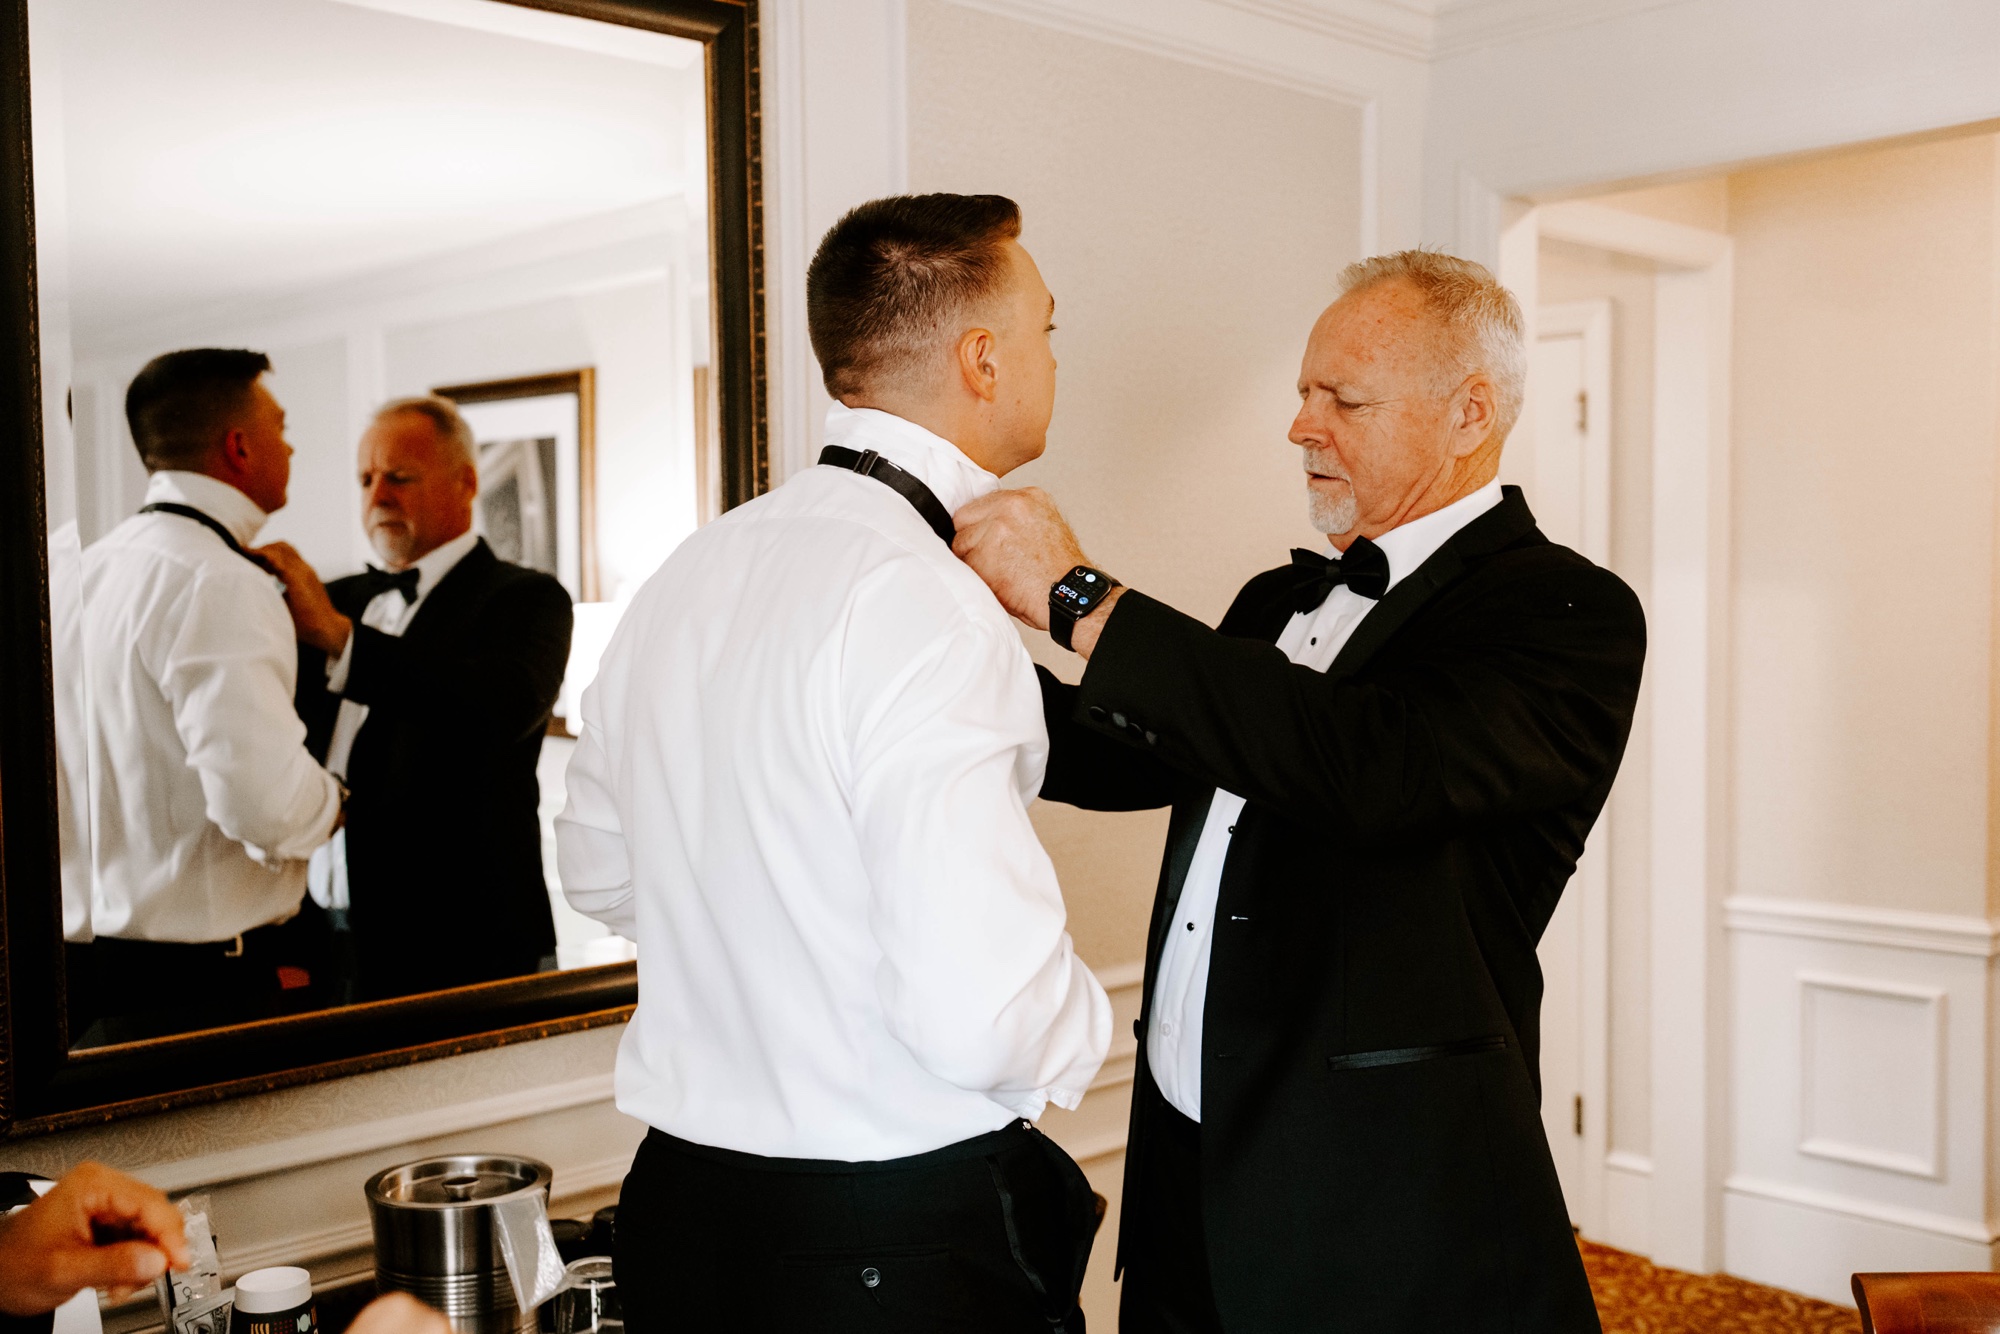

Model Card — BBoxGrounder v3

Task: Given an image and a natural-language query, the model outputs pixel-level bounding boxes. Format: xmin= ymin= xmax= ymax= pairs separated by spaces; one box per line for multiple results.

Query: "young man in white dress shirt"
xmin=557 ymin=194 xmax=1111 ymax=1331
xmin=77 ymin=349 xmax=344 ymax=1042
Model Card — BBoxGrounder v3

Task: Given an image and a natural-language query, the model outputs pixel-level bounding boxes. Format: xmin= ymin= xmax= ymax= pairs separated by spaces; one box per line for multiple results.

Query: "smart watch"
xmin=1049 ymin=565 xmax=1121 ymax=651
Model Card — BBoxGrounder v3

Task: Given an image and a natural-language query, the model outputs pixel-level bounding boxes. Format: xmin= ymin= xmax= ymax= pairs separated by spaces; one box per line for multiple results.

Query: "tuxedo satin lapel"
xmin=1324 ymin=486 xmax=1540 ymax=683
xmin=1324 ymin=547 xmax=1464 ymax=682
xmin=401 ymin=539 xmax=497 ymax=643
xmin=1148 ymin=790 xmax=1216 ymax=970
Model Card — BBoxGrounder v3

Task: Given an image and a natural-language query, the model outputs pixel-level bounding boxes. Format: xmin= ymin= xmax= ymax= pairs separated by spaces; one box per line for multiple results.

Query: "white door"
xmin=1528 ymin=302 xmax=1612 ymax=1232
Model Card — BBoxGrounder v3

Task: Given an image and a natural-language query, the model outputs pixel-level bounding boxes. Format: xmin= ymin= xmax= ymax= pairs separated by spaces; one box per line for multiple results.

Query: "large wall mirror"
xmin=0 ymin=0 xmax=763 ymax=1131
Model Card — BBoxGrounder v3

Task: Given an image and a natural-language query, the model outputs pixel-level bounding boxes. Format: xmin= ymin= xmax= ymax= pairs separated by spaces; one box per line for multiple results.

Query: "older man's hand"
xmin=0 ymin=1163 xmax=191 ymax=1316
xmin=252 ymin=542 xmax=353 ymax=658
xmin=952 ymin=488 xmax=1090 ymax=632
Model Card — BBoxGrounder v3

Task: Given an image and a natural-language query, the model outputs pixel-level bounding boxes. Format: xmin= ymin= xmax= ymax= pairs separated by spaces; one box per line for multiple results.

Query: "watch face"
xmin=1052 ymin=568 xmax=1106 ymax=615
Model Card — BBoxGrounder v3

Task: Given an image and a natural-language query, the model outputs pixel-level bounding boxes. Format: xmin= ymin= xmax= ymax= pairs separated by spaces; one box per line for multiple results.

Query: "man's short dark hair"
xmin=124 ymin=348 xmax=271 ymax=472
xmin=806 ymin=194 xmax=1023 ymax=398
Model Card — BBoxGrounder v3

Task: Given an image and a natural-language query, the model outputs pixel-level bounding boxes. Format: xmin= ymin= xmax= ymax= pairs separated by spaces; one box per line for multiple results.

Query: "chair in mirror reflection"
xmin=34 ymin=0 xmax=717 ymax=1048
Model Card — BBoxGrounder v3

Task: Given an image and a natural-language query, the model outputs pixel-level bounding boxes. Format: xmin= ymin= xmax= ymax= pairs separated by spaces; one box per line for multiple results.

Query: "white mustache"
xmin=1300 ymin=450 xmax=1349 ymax=483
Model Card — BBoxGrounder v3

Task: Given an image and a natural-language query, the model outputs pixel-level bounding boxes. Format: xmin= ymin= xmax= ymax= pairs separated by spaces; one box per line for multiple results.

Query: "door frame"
xmin=1492 ymin=197 xmax=1736 ymax=1271
xmin=1532 ymin=297 xmax=1615 ymax=1238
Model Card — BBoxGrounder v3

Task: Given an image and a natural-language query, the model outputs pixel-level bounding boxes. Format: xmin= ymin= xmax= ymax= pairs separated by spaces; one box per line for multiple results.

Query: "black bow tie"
xmin=361 ymin=565 xmax=422 ymax=605
xmin=1289 ymin=537 xmax=1390 ymax=613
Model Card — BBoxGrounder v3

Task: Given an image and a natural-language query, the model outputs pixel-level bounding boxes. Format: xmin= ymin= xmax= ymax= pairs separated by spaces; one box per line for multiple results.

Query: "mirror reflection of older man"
xmin=259 ymin=397 xmax=573 ymax=1002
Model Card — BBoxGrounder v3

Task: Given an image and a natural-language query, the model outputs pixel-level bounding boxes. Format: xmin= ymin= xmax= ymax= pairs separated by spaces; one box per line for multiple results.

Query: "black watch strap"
xmin=819 ymin=446 xmax=955 ymax=546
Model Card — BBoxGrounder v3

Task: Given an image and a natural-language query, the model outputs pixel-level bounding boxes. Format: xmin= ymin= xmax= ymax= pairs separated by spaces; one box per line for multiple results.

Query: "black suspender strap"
xmin=139 ymin=502 xmax=269 ymax=569
xmin=818 ymin=446 xmax=956 ymax=546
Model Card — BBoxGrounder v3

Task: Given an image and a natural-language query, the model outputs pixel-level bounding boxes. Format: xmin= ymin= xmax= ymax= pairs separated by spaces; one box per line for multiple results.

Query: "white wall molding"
xmin=1728 ymin=900 xmax=1997 ymax=1302
xmin=1601 ymin=1151 xmax=1653 ymax=1256
xmin=759 ymin=0 xmax=910 ymax=482
xmin=1726 ymin=1173 xmax=1996 ymax=1248
xmin=138 ymin=1074 xmax=619 ymax=1194
xmin=1796 ymin=973 xmax=1946 ymax=1180
xmin=1431 ymin=0 xmax=1692 ymax=60
xmin=1727 ymin=896 xmax=2000 ymax=959
xmin=939 ymin=0 xmax=1391 ymax=105
xmin=1205 ymin=0 xmax=1431 ymax=61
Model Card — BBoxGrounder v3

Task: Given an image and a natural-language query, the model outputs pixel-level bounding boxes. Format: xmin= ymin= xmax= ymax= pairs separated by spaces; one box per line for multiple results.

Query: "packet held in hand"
xmin=155 ymin=1193 xmax=223 ymax=1324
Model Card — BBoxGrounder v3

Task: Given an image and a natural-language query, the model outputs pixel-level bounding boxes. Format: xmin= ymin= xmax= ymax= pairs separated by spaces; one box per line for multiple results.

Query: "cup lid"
xmin=234 ymin=1266 xmax=312 ymax=1314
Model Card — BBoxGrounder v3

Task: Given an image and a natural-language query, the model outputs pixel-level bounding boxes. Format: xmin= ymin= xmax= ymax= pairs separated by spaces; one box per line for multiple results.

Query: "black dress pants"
xmin=617 ymin=1120 xmax=1099 ymax=1333
xmin=1118 ymin=1076 xmax=1224 ymax=1334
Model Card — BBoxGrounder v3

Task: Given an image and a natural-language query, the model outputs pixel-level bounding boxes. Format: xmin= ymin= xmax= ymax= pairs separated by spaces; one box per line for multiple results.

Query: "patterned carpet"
xmin=1581 ymin=1239 xmax=1863 ymax=1333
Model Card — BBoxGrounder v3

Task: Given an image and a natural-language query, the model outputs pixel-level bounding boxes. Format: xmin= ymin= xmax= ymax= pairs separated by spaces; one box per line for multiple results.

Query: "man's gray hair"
xmin=1337 ymin=250 xmax=1526 ymax=442
xmin=373 ymin=395 xmax=478 ymax=469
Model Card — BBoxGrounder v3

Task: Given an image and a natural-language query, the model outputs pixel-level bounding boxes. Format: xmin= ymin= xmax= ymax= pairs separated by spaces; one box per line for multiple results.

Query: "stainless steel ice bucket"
xmin=366 ymin=1154 xmax=555 ymax=1334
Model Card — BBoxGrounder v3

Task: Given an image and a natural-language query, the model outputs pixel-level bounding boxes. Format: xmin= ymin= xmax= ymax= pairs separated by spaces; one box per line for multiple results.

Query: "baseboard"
xmin=1599 ymin=1151 xmax=1652 ymax=1256
xmin=1724 ymin=1178 xmax=1997 ymax=1305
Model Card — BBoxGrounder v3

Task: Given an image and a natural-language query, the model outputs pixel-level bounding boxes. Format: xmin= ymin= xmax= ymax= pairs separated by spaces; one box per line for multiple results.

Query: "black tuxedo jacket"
xmin=297 ymin=540 xmax=572 ymax=997
xmin=1039 ymin=488 xmax=1643 ymax=1332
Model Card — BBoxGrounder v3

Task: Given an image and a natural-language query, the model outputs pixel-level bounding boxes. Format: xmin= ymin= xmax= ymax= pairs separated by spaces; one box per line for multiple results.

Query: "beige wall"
xmin=907 ymin=0 xmax=1364 ymax=970
xmin=907 ymin=5 xmax=1363 ymax=1320
xmin=1537 ymin=235 xmax=1659 ymax=1157
xmin=1727 ymin=132 xmax=2000 ymax=919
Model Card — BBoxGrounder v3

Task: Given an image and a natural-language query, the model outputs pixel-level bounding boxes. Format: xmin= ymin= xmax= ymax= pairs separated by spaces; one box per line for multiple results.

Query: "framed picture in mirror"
xmin=0 ymin=0 xmax=765 ymax=1134
xmin=436 ymin=370 xmax=600 ymax=604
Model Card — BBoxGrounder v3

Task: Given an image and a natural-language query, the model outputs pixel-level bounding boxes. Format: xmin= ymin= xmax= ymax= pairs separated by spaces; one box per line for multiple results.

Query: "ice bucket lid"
xmin=366 ymin=1155 xmax=552 ymax=1208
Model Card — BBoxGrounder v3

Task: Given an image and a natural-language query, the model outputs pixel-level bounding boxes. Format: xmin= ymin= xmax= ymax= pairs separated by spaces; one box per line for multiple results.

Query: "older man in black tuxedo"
xmin=954 ymin=251 xmax=1644 ymax=1332
xmin=259 ymin=397 xmax=571 ymax=1000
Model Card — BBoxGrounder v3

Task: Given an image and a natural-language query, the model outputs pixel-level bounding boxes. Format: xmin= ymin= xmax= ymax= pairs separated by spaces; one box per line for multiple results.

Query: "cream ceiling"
xmin=43 ymin=0 xmax=704 ymax=347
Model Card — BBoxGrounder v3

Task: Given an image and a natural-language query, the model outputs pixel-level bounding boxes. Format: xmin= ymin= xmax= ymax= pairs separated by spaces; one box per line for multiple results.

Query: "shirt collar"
xmin=144 ymin=471 xmax=270 ymax=547
xmin=822 ymin=403 xmax=1001 ymax=517
xmin=1365 ymin=478 xmax=1505 ymax=593
xmin=395 ymin=528 xmax=482 ymax=601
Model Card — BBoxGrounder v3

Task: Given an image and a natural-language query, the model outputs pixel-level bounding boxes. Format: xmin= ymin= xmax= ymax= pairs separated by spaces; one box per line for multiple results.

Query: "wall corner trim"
xmin=1723 ymin=897 xmax=2000 ymax=958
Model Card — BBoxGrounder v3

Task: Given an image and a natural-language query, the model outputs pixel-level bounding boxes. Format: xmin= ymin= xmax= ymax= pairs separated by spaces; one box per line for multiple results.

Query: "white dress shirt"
xmin=81 ymin=471 xmax=343 ymax=943
xmin=306 ymin=529 xmax=481 ymax=912
xmin=1147 ymin=479 xmax=1504 ymax=1120
xmin=558 ymin=403 xmax=1111 ymax=1161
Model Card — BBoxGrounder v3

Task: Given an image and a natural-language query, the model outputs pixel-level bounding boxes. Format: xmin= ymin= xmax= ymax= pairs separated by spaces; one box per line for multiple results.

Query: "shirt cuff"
xmin=325 ymin=627 xmax=356 ymax=693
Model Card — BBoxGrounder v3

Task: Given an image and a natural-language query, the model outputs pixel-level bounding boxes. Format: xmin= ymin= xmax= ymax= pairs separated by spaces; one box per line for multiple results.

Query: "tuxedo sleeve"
xmin=1036 ymin=667 xmax=1177 ymax=811
xmin=1074 ymin=569 xmax=1644 ymax=844
xmin=340 ymin=576 xmax=573 ymax=747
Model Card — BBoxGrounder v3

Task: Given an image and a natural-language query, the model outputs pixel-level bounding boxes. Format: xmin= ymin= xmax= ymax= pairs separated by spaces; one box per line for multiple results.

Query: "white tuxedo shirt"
xmin=80 ymin=471 xmax=342 ymax=943
xmin=558 ymin=404 xmax=1110 ymax=1161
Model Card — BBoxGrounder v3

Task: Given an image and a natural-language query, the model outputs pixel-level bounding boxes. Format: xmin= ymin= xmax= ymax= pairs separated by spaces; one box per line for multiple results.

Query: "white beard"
xmin=1308 ymin=487 xmax=1357 ymax=536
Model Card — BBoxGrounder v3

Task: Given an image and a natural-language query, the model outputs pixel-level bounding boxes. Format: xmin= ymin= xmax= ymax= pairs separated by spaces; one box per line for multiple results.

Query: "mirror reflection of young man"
xmin=78 ymin=349 xmax=343 ymax=1042
xmin=558 ymin=195 xmax=1110 ymax=1333
xmin=261 ymin=398 xmax=572 ymax=1001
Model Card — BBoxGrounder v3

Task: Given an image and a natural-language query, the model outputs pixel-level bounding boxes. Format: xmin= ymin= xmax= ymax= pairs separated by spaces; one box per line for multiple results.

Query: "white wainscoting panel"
xmin=1725 ymin=897 xmax=1999 ymax=1303
xmin=1601 ymin=1150 xmax=1653 ymax=1256
xmin=1797 ymin=974 xmax=1944 ymax=1179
